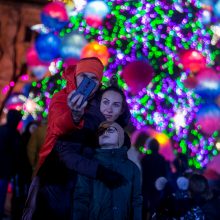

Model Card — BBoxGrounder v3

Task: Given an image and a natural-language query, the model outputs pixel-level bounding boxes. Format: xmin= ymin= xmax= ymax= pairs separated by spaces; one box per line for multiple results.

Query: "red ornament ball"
xmin=180 ymin=50 xmax=206 ymax=73
xmin=85 ymin=15 xmax=103 ymax=28
xmin=121 ymin=60 xmax=154 ymax=95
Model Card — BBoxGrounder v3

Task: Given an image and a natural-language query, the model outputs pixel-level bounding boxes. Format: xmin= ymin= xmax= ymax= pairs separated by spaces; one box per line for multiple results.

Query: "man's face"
xmin=76 ymin=72 xmax=100 ymax=96
xmin=98 ymin=126 xmax=119 ymax=149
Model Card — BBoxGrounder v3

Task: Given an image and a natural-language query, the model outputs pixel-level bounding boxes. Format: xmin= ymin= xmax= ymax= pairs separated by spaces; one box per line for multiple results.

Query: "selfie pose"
xmin=23 ymin=57 xmax=132 ymax=220
xmin=73 ymin=121 xmax=142 ymax=220
xmin=35 ymin=57 xmax=104 ymax=175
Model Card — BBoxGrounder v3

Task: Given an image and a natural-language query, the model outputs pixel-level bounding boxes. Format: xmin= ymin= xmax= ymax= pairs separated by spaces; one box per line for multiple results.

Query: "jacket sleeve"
xmin=73 ymin=175 xmax=92 ymax=220
xmin=55 ymin=141 xmax=99 ymax=179
xmin=48 ymin=91 xmax=84 ymax=135
xmin=132 ymin=165 xmax=143 ymax=220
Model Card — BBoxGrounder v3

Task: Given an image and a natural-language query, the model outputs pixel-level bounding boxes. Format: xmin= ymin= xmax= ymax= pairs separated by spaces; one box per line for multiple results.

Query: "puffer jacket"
xmin=73 ymin=146 xmax=142 ymax=220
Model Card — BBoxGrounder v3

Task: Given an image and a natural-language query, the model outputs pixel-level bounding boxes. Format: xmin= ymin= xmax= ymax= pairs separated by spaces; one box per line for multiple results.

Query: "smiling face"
xmin=100 ymin=90 xmax=123 ymax=122
xmin=98 ymin=126 xmax=119 ymax=149
xmin=76 ymin=72 xmax=100 ymax=96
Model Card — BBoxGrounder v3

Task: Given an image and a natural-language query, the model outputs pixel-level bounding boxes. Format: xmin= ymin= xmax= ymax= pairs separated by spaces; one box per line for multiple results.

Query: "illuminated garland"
xmin=30 ymin=0 xmax=219 ymax=168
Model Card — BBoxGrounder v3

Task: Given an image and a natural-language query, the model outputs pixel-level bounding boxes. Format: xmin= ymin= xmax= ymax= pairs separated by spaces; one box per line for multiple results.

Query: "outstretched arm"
xmin=55 ymin=141 xmax=99 ymax=178
xmin=55 ymin=140 xmax=128 ymax=186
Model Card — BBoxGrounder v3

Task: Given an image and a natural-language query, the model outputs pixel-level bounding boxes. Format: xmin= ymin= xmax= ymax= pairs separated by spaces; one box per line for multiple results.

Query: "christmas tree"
xmin=29 ymin=0 xmax=220 ymax=169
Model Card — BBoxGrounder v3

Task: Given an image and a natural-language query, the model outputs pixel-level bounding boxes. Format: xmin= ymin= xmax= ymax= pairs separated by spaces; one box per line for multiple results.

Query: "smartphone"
xmin=70 ymin=76 xmax=97 ymax=107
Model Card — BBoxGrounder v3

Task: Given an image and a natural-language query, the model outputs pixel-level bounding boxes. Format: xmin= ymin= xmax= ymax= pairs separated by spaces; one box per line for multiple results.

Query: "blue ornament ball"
xmin=214 ymin=0 xmax=220 ymax=18
xmin=84 ymin=1 xmax=109 ymax=19
xmin=31 ymin=65 xmax=48 ymax=80
xmin=201 ymin=10 xmax=212 ymax=25
xmin=194 ymin=68 xmax=220 ymax=100
xmin=22 ymin=83 xmax=31 ymax=97
xmin=41 ymin=2 xmax=69 ymax=31
xmin=41 ymin=13 xmax=68 ymax=31
xmin=60 ymin=32 xmax=87 ymax=60
xmin=35 ymin=33 xmax=61 ymax=62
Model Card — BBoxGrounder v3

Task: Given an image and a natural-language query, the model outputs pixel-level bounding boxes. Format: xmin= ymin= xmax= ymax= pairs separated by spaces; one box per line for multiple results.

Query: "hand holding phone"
xmin=67 ymin=77 xmax=97 ymax=123
xmin=67 ymin=92 xmax=87 ymax=123
xmin=70 ymin=76 xmax=97 ymax=107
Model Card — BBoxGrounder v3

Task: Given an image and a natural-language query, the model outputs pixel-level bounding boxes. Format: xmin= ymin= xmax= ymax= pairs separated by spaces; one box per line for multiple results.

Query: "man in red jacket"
xmin=35 ymin=57 xmax=104 ymax=175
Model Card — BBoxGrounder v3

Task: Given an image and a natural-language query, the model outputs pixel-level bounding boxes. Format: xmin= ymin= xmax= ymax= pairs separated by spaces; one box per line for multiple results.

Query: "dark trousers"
xmin=0 ymin=178 xmax=9 ymax=219
xmin=33 ymin=184 xmax=73 ymax=220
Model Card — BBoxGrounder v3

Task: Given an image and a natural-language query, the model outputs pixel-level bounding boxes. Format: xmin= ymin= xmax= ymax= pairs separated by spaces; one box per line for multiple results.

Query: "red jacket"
xmin=35 ymin=65 xmax=84 ymax=175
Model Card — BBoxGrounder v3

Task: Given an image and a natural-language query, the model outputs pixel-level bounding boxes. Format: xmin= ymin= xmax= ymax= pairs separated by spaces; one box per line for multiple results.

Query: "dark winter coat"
xmin=0 ymin=123 xmax=21 ymax=179
xmin=73 ymin=146 xmax=142 ymax=220
xmin=179 ymin=192 xmax=220 ymax=220
xmin=201 ymin=194 xmax=220 ymax=220
xmin=141 ymin=152 xmax=170 ymax=212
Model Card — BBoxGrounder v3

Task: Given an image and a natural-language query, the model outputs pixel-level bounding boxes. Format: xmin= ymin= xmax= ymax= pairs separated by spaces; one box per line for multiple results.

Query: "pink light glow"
xmin=21 ymin=74 xmax=29 ymax=81
xmin=9 ymin=81 xmax=15 ymax=87
xmin=2 ymin=85 xmax=10 ymax=94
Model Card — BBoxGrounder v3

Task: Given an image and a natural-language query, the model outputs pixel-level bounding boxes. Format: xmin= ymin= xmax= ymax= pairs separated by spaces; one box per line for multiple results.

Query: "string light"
xmin=2 ymin=74 xmax=30 ymax=95
xmin=19 ymin=93 xmax=43 ymax=119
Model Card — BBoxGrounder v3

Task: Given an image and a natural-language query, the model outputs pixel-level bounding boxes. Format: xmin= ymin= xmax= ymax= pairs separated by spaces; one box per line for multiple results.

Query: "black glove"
xmin=96 ymin=165 xmax=127 ymax=189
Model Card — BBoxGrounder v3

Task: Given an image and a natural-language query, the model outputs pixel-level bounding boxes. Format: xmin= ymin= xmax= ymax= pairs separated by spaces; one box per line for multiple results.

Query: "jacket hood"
xmin=75 ymin=57 xmax=104 ymax=83
xmin=62 ymin=57 xmax=104 ymax=94
xmin=62 ymin=65 xmax=77 ymax=93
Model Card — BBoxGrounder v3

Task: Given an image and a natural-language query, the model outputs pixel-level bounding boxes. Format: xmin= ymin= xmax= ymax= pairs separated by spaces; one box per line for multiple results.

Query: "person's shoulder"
xmin=52 ymin=89 xmax=66 ymax=98
xmin=49 ymin=89 xmax=67 ymax=105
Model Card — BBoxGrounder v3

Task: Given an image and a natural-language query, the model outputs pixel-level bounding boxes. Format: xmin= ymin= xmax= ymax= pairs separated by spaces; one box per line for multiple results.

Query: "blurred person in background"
xmin=141 ymin=138 xmax=171 ymax=220
xmin=27 ymin=119 xmax=47 ymax=175
xmin=0 ymin=110 xmax=22 ymax=220
xmin=11 ymin=120 xmax=39 ymax=220
xmin=185 ymin=173 xmax=220 ymax=220
xmin=127 ymin=131 xmax=148 ymax=171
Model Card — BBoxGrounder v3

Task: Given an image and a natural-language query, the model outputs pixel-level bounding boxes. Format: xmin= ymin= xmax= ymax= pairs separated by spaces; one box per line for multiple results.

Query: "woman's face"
xmin=76 ymin=72 xmax=99 ymax=96
xmin=100 ymin=90 xmax=123 ymax=122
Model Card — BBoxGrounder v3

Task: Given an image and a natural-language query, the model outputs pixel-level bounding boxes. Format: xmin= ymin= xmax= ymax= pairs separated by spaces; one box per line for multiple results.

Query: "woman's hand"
xmin=67 ymin=90 xmax=88 ymax=123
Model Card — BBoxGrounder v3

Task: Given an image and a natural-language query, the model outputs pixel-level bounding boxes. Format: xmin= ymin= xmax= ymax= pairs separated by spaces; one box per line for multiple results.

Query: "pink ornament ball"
xmin=26 ymin=46 xmax=49 ymax=67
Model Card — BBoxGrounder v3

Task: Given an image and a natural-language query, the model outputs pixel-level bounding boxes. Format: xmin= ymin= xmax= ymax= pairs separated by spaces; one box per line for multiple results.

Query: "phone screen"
xmin=70 ymin=76 xmax=97 ymax=106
